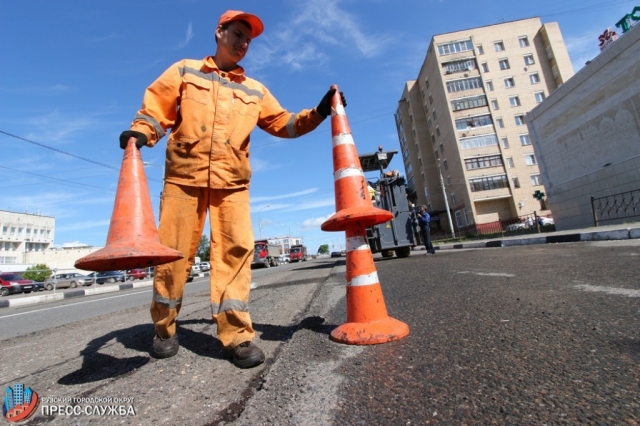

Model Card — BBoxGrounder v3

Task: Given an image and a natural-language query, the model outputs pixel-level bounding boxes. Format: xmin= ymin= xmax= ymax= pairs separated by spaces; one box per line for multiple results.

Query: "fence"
xmin=591 ymin=189 xmax=640 ymax=226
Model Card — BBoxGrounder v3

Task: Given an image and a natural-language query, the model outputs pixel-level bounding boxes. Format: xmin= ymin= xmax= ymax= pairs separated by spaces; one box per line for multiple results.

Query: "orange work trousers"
xmin=150 ymin=182 xmax=255 ymax=349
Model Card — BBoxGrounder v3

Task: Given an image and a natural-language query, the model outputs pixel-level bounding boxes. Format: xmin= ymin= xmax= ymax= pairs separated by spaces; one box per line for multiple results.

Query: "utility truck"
xmin=252 ymin=240 xmax=280 ymax=268
xmin=289 ymin=244 xmax=307 ymax=262
xmin=360 ymin=147 xmax=416 ymax=258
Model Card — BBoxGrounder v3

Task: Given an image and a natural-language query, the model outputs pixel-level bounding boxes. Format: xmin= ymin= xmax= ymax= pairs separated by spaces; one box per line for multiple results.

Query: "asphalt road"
xmin=1 ymin=242 xmax=639 ymax=425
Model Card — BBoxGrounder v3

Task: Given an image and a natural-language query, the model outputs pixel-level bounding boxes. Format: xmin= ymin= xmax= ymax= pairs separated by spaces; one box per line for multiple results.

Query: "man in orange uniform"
xmin=119 ymin=10 xmax=346 ymax=368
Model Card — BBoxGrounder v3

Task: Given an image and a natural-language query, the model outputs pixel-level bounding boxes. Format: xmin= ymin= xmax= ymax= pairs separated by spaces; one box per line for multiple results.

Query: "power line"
xmin=0 ymin=165 xmax=116 ymax=193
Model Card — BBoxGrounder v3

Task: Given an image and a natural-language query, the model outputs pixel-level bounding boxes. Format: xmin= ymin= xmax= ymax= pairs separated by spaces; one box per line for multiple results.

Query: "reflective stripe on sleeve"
xmin=332 ymin=133 xmax=354 ymax=148
xmin=135 ymin=113 xmax=166 ymax=139
xmin=153 ymin=293 xmax=182 ymax=309
xmin=349 ymin=272 xmax=379 ymax=287
xmin=346 ymin=235 xmax=369 ymax=252
xmin=286 ymin=114 xmax=298 ymax=138
xmin=334 ymin=167 xmax=364 ymax=181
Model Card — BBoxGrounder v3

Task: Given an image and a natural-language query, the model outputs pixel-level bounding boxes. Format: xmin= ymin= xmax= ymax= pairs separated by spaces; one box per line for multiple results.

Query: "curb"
xmin=0 ymin=280 xmax=154 ymax=309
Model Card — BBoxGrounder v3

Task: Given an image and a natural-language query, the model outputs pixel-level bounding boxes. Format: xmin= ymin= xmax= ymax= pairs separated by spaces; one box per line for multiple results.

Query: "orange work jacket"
xmin=129 ymin=56 xmax=325 ymax=189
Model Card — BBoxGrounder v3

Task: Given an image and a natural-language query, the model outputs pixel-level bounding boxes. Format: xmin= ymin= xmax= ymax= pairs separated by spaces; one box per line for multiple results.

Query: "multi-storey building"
xmin=396 ymin=17 xmax=574 ymax=235
xmin=0 ymin=210 xmax=54 ymax=268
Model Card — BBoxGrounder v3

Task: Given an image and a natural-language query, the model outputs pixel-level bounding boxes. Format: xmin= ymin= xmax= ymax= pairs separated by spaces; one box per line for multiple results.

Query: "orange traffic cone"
xmin=75 ymin=138 xmax=183 ymax=271
xmin=321 ymin=85 xmax=410 ymax=345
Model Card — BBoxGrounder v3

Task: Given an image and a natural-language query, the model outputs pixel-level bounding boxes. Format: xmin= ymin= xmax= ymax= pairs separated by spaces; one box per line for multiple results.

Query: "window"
xmin=519 ymin=37 xmax=530 ymax=47
xmin=425 ymin=78 xmax=430 ymax=89
xmin=496 ymin=118 xmax=504 ymax=128
xmin=504 ymin=77 xmax=515 ymax=88
xmin=506 ymin=157 xmax=514 ymax=168
xmin=520 ymin=134 xmax=531 ymax=145
xmin=481 ymin=62 xmax=489 ymax=72
xmin=535 ymin=92 xmax=545 ymax=103
xmin=436 ymin=126 xmax=441 ymax=136
xmin=427 ymin=118 xmax=432 ymax=129
xmin=459 ymin=133 xmax=499 ymax=150
xmin=429 ymin=94 xmax=433 ymax=104
xmin=524 ymin=54 xmax=535 ymax=65
xmin=524 ymin=154 xmax=537 ymax=165
xmin=447 ymin=176 xmax=452 ymax=185
xmin=455 ymin=210 xmax=463 ymax=227
xmin=434 ymin=150 xmax=439 ymax=159
xmin=501 ymin=137 xmax=510 ymax=148
xmin=446 ymin=77 xmax=483 ymax=93
xmin=486 ymin=81 xmax=494 ymax=91
xmin=438 ymin=39 xmax=474 ymax=55
xmin=443 ymin=160 xmax=449 ymax=170
xmin=431 ymin=134 xmax=436 ymax=143
xmin=464 ymin=154 xmax=503 ymax=170
xmin=424 ymin=103 xmax=429 ymax=113
xmin=530 ymin=73 xmax=541 ymax=84
xmin=512 ymin=177 xmax=521 ymax=188
xmin=451 ymin=193 xmax=456 ymax=204
xmin=439 ymin=143 xmax=444 ymax=153
xmin=499 ymin=59 xmax=510 ymax=70
xmin=476 ymin=44 xmax=484 ymax=54
xmin=455 ymin=114 xmax=493 ymax=130
xmin=443 ymin=59 xmax=476 ymax=74
xmin=515 ymin=115 xmax=525 ymax=125
xmin=451 ymin=94 xmax=488 ymax=111
xmin=509 ymin=96 xmax=521 ymax=107
xmin=491 ymin=99 xmax=499 ymax=110
xmin=432 ymin=110 xmax=437 ymax=120
xmin=469 ymin=175 xmax=509 ymax=192
xmin=531 ymin=174 xmax=542 ymax=185
xmin=494 ymin=41 xmax=505 ymax=52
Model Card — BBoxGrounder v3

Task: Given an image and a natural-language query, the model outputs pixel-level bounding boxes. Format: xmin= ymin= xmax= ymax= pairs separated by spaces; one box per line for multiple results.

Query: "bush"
xmin=23 ymin=263 xmax=52 ymax=282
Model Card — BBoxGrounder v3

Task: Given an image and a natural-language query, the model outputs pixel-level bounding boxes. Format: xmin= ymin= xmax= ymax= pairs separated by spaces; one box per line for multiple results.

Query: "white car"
xmin=190 ymin=264 xmax=201 ymax=275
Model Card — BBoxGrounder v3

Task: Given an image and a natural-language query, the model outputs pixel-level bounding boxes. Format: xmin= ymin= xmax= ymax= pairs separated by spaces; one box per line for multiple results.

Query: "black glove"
xmin=316 ymin=88 xmax=347 ymax=119
xmin=119 ymin=130 xmax=148 ymax=149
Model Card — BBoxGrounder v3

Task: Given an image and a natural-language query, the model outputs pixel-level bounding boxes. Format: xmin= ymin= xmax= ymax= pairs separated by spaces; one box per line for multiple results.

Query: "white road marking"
xmin=574 ymin=284 xmax=640 ymax=298
xmin=457 ymin=271 xmax=515 ymax=277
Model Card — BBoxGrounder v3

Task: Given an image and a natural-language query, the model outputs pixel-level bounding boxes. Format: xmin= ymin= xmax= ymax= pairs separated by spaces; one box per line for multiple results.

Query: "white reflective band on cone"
xmin=349 ymin=272 xmax=379 ymax=287
xmin=332 ymin=133 xmax=355 ymax=148
xmin=334 ymin=167 xmax=364 ymax=181
xmin=331 ymin=103 xmax=346 ymax=117
xmin=346 ymin=236 xmax=369 ymax=252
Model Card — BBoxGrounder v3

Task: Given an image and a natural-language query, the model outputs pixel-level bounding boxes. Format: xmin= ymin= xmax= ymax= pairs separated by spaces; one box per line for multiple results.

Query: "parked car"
xmin=88 ymin=271 xmax=126 ymax=284
xmin=331 ymin=251 xmax=342 ymax=258
xmin=43 ymin=273 xmax=93 ymax=290
xmin=126 ymin=268 xmax=149 ymax=281
xmin=278 ymin=255 xmax=290 ymax=264
xmin=33 ymin=282 xmax=45 ymax=291
xmin=538 ymin=217 xmax=555 ymax=226
xmin=191 ymin=264 xmax=202 ymax=275
xmin=0 ymin=273 xmax=35 ymax=296
xmin=197 ymin=262 xmax=210 ymax=272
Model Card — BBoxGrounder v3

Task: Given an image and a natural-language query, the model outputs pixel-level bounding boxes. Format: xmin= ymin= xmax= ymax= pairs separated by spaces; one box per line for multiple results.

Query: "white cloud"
xmin=251 ymin=188 xmax=319 ymax=204
xmin=247 ymin=0 xmax=393 ymax=72
xmin=177 ymin=23 xmax=194 ymax=49
xmin=56 ymin=219 xmax=111 ymax=232
xmin=301 ymin=214 xmax=334 ymax=229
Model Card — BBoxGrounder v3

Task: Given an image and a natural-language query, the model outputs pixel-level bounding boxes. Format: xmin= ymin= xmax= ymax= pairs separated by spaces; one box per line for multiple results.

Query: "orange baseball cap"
xmin=218 ymin=10 xmax=264 ymax=38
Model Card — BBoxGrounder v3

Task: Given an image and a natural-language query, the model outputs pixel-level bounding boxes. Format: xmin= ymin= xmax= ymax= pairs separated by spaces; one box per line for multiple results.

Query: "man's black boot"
xmin=152 ymin=334 xmax=179 ymax=359
xmin=226 ymin=342 xmax=265 ymax=369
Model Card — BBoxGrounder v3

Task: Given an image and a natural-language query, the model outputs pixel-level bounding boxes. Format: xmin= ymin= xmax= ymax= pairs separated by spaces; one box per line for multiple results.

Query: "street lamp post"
xmin=437 ymin=160 xmax=456 ymax=238
xmin=255 ymin=205 xmax=270 ymax=239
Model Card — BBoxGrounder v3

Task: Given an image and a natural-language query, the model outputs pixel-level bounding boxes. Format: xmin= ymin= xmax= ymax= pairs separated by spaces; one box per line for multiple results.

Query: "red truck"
xmin=289 ymin=245 xmax=307 ymax=262
xmin=252 ymin=240 xmax=281 ymax=268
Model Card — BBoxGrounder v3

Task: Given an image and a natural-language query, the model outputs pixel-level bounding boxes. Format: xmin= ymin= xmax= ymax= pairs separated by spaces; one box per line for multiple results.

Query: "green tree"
xmin=318 ymin=244 xmax=329 ymax=255
xmin=23 ymin=263 xmax=51 ymax=282
xmin=197 ymin=234 xmax=210 ymax=261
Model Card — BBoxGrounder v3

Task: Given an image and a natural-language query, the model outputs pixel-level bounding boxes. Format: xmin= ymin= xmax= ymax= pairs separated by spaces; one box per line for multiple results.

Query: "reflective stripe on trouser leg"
xmin=151 ymin=183 xmax=207 ymax=339
xmin=208 ymin=188 xmax=255 ymax=349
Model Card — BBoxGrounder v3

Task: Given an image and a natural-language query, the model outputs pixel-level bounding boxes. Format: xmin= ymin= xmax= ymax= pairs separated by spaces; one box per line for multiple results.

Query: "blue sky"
xmin=0 ymin=0 xmax=633 ymax=253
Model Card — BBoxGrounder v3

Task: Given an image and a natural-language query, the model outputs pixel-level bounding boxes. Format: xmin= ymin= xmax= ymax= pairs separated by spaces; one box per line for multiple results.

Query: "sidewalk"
xmin=2 ymin=224 xmax=638 ymax=309
xmin=432 ymin=223 xmax=640 ymax=251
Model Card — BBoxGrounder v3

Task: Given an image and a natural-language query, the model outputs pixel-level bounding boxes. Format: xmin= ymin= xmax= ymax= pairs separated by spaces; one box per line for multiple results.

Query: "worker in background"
xmin=119 ymin=10 xmax=346 ymax=369
xmin=417 ymin=205 xmax=436 ymax=255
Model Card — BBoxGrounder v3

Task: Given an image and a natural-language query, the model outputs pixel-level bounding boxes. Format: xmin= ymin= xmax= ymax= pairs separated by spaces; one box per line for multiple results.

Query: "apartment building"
xmin=0 ymin=210 xmax=54 ymax=269
xmin=396 ymin=17 xmax=574 ymax=234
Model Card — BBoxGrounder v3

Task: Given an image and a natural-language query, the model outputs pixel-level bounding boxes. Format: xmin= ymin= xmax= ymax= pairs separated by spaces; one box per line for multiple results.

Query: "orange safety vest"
xmin=130 ymin=56 xmax=324 ymax=189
